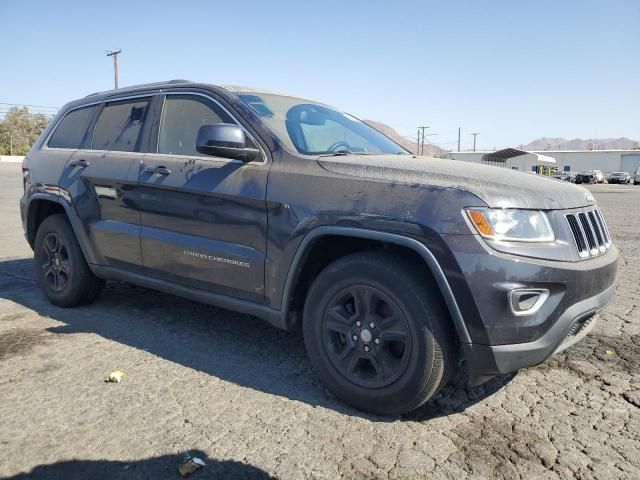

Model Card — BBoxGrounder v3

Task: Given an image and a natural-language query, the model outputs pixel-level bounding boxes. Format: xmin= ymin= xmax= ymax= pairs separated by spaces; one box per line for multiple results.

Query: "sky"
xmin=1 ymin=0 xmax=638 ymax=150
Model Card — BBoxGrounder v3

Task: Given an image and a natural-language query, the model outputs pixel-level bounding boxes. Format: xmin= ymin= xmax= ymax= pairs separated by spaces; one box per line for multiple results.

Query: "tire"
xmin=302 ymin=251 xmax=456 ymax=415
xmin=34 ymin=214 xmax=104 ymax=307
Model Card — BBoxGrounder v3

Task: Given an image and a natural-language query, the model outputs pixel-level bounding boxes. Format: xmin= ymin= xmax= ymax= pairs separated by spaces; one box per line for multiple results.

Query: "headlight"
xmin=466 ymin=208 xmax=555 ymax=242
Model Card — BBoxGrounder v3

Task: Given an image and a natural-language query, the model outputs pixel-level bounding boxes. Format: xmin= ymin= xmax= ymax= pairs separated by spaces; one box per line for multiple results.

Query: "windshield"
xmin=235 ymin=92 xmax=408 ymax=156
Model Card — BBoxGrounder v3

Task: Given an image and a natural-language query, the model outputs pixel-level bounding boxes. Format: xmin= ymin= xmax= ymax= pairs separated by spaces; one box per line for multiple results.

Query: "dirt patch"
xmin=0 ymin=328 xmax=49 ymax=361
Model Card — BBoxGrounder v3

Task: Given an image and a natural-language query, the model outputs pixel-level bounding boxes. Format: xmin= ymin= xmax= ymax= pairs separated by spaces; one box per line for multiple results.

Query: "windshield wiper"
xmin=319 ymin=149 xmax=352 ymax=157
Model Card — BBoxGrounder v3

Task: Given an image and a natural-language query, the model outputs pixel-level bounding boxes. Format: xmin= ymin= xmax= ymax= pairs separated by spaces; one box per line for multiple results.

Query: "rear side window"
xmin=92 ymin=99 xmax=150 ymax=152
xmin=158 ymin=95 xmax=234 ymax=157
xmin=48 ymin=105 xmax=98 ymax=149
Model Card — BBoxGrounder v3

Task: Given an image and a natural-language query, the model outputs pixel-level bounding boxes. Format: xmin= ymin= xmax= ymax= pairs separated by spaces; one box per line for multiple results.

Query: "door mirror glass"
xmin=196 ymin=124 xmax=259 ymax=162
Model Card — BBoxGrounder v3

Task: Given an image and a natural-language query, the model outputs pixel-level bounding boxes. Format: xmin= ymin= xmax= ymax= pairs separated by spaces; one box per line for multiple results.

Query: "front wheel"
xmin=34 ymin=214 xmax=104 ymax=307
xmin=303 ymin=251 xmax=456 ymax=415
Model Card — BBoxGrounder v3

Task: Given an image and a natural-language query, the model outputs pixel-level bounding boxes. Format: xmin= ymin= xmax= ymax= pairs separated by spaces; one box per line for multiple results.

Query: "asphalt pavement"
xmin=0 ymin=163 xmax=638 ymax=479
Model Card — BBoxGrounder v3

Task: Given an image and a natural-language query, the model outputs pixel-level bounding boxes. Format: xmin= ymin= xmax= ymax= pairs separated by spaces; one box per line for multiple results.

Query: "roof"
xmin=219 ymin=84 xmax=303 ymax=99
xmin=85 ymin=79 xmax=194 ymax=97
xmin=481 ymin=148 xmax=556 ymax=164
xmin=84 ymin=81 xmax=313 ymax=102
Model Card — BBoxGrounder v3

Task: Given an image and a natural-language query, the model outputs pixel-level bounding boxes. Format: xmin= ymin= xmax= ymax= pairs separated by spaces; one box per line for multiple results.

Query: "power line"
xmin=0 ymin=102 xmax=59 ymax=110
xmin=0 ymin=107 xmax=57 ymax=114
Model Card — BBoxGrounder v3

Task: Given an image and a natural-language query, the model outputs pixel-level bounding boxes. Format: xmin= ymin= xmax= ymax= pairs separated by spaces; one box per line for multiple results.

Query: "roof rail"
xmin=85 ymin=79 xmax=194 ymax=97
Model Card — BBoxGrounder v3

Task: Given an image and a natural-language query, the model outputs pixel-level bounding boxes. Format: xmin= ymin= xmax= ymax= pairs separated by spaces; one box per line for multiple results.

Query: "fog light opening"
xmin=509 ymin=288 xmax=549 ymax=316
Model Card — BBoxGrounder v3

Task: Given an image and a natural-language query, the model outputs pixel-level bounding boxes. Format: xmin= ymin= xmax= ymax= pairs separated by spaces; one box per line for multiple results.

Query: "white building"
xmin=447 ymin=150 xmax=640 ymax=174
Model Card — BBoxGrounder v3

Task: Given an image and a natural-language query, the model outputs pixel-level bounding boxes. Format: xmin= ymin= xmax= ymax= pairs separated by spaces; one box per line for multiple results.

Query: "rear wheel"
xmin=34 ymin=214 xmax=104 ymax=307
xmin=303 ymin=251 xmax=456 ymax=415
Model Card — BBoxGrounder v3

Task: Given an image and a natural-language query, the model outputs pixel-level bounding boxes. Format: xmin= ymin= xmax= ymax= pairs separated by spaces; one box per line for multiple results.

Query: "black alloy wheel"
xmin=303 ymin=251 xmax=457 ymax=415
xmin=34 ymin=214 xmax=104 ymax=307
xmin=322 ymin=285 xmax=412 ymax=388
xmin=38 ymin=232 xmax=71 ymax=292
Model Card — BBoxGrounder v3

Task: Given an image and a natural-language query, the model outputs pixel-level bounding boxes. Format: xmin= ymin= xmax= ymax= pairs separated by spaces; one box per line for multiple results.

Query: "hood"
xmin=318 ymin=155 xmax=595 ymax=210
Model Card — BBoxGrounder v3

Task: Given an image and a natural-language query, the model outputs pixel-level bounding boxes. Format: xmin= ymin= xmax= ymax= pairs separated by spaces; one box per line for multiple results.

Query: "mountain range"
xmin=365 ymin=119 xmax=639 ymax=154
xmin=522 ymin=137 xmax=639 ymax=151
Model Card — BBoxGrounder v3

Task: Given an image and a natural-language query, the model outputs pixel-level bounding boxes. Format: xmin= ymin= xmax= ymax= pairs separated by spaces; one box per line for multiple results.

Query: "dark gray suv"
xmin=20 ymin=81 xmax=618 ymax=415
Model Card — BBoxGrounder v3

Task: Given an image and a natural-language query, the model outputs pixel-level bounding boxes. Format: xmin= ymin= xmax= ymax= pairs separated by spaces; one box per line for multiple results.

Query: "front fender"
xmin=280 ymin=226 xmax=472 ymax=345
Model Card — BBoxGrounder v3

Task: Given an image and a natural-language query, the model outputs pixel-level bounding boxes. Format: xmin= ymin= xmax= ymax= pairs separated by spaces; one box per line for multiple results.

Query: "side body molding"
xmin=280 ymin=226 xmax=472 ymax=345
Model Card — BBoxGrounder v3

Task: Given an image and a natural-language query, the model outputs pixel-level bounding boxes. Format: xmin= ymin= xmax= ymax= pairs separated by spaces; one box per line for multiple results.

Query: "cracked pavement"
xmin=0 ymin=163 xmax=638 ymax=479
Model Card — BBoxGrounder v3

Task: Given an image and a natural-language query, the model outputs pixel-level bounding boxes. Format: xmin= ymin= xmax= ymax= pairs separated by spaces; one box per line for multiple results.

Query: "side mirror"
xmin=196 ymin=124 xmax=259 ymax=162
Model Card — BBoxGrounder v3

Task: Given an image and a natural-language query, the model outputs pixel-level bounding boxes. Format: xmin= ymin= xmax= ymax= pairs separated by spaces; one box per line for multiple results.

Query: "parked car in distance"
xmin=575 ymin=170 xmax=605 ymax=184
xmin=607 ymin=171 xmax=631 ymax=184
xmin=20 ymin=80 xmax=619 ymax=415
xmin=592 ymin=170 xmax=605 ymax=183
xmin=551 ymin=171 xmax=570 ymax=182
xmin=574 ymin=171 xmax=595 ymax=184
xmin=634 ymin=168 xmax=640 ymax=185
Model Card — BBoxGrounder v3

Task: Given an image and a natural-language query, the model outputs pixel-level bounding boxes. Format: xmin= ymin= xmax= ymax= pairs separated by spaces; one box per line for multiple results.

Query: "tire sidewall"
xmin=34 ymin=215 xmax=88 ymax=306
xmin=303 ymin=256 xmax=442 ymax=413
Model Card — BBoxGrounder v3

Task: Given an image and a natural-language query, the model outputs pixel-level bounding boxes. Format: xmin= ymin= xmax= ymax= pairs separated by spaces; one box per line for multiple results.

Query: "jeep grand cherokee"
xmin=20 ymin=81 xmax=618 ymax=415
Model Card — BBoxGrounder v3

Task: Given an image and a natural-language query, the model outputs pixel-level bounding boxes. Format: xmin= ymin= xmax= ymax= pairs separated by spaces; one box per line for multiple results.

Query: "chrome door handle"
xmin=70 ymin=159 xmax=90 ymax=168
xmin=144 ymin=166 xmax=171 ymax=175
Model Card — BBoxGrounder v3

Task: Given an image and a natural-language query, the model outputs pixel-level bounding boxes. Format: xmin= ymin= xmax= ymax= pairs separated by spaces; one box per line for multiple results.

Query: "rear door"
xmin=62 ymin=97 xmax=154 ymax=271
xmin=138 ymin=93 xmax=269 ymax=303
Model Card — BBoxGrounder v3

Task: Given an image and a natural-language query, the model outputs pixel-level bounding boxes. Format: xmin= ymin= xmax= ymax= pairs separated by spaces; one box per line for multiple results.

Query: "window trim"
xmin=45 ymin=104 xmax=99 ymax=150
xmin=43 ymin=93 xmax=150 ymax=152
xmin=153 ymin=92 xmax=266 ymax=164
xmin=90 ymin=97 xmax=152 ymax=153
xmin=43 ymin=91 xmax=268 ymax=165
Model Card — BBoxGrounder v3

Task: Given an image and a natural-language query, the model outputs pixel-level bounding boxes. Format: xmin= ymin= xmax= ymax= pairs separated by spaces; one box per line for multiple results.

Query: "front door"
xmin=138 ymin=93 xmax=269 ymax=303
xmin=63 ymin=97 xmax=153 ymax=271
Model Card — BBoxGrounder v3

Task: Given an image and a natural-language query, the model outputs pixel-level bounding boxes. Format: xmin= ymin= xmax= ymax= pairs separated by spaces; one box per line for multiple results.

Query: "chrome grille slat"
xmin=587 ymin=211 xmax=606 ymax=252
xmin=578 ymin=212 xmax=598 ymax=254
xmin=565 ymin=208 xmax=612 ymax=259
xmin=594 ymin=209 xmax=611 ymax=246
xmin=566 ymin=215 xmax=587 ymax=255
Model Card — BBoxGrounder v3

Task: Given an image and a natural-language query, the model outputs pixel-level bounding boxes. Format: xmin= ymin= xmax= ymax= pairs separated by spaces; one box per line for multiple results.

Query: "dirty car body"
xmin=20 ymin=81 xmax=618 ymax=413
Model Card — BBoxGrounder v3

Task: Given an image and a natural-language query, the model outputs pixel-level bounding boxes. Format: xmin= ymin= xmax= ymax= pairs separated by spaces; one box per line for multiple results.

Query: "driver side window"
xmin=158 ymin=95 xmax=256 ymax=157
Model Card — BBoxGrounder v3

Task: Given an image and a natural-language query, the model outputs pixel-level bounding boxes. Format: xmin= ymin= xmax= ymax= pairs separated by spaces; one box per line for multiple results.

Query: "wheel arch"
xmin=26 ymin=193 xmax=98 ymax=265
xmin=281 ymin=226 xmax=472 ymax=345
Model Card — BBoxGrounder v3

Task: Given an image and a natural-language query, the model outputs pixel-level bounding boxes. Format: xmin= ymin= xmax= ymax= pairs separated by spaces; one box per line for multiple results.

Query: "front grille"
xmin=565 ymin=208 xmax=611 ymax=258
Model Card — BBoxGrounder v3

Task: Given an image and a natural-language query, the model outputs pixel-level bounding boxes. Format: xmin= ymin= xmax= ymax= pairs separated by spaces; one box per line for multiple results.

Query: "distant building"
xmin=447 ymin=149 xmax=640 ymax=174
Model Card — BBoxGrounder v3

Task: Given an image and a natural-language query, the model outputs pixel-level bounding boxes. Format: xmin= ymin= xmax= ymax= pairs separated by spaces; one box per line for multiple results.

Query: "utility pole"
xmin=457 ymin=127 xmax=461 ymax=152
xmin=417 ymin=126 xmax=429 ymax=155
xmin=470 ymin=132 xmax=480 ymax=152
xmin=416 ymin=129 xmax=421 ymax=155
xmin=106 ymin=49 xmax=122 ymax=89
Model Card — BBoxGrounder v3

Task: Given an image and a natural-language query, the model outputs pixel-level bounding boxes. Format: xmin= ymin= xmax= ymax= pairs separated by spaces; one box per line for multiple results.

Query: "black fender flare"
xmin=280 ymin=226 xmax=472 ymax=345
xmin=26 ymin=190 xmax=99 ymax=265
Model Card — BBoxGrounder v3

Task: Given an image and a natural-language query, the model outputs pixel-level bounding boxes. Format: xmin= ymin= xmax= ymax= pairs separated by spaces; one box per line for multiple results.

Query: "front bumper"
xmin=437 ymin=233 xmax=618 ymax=384
xmin=463 ymin=281 xmax=615 ymax=384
